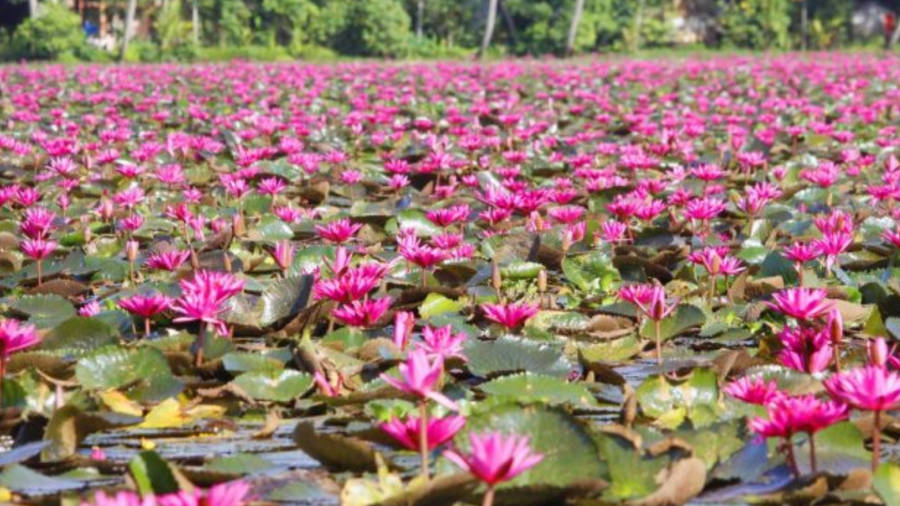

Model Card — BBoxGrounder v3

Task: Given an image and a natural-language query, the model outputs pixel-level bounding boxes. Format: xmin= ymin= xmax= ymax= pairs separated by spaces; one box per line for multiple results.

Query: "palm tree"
xmin=565 ymin=0 xmax=585 ymax=56
xmin=416 ymin=0 xmax=425 ymax=38
xmin=192 ymin=0 xmax=200 ymax=44
xmin=478 ymin=0 xmax=498 ymax=59
xmin=120 ymin=0 xmax=137 ymax=61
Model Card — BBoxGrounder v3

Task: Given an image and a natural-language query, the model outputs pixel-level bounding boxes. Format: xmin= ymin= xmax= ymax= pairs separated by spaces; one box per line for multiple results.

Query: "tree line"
xmin=4 ymin=0 xmax=900 ymax=62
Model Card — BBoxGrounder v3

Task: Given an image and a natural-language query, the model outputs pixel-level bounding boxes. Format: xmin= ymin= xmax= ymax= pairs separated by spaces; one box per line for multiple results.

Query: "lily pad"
xmin=231 ymin=369 xmax=313 ymax=402
xmin=479 ymin=373 xmax=598 ymax=407
xmin=7 ymin=294 xmax=76 ymax=328
xmin=464 ymin=336 xmax=576 ymax=379
xmin=75 ymin=346 xmax=183 ymax=402
xmin=455 ymin=403 xmax=607 ymax=488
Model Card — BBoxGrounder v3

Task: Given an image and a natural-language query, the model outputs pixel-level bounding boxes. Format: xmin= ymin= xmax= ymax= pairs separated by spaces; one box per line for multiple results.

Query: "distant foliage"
xmin=9 ymin=4 xmax=84 ymax=60
xmin=0 ymin=0 xmax=883 ymax=61
xmin=719 ymin=0 xmax=792 ymax=49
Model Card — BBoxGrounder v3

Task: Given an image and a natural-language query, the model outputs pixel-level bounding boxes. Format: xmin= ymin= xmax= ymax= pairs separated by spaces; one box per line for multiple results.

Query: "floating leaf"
xmin=250 ymin=215 xmax=294 ymax=241
xmin=456 ymin=403 xmax=607 ymax=488
xmin=391 ymin=209 xmax=442 ymax=237
xmin=464 ymin=336 xmax=576 ymax=379
xmin=129 ymin=451 xmax=181 ymax=496
xmin=580 ymin=335 xmax=643 ymax=363
xmin=479 ymin=373 xmax=597 ymax=407
xmin=636 ymin=368 xmax=720 ymax=429
xmin=0 ymin=464 xmax=83 ymax=495
xmin=222 ymin=351 xmax=285 ymax=373
xmin=419 ymin=292 xmax=466 ymax=319
xmin=293 ymin=421 xmax=385 ymax=472
xmin=875 ymin=462 xmax=900 ymax=506
xmin=500 ymin=261 xmax=544 ymax=279
xmin=259 ymin=274 xmax=314 ymax=327
xmin=75 ymin=346 xmax=183 ymax=402
xmin=207 ymin=453 xmax=275 ymax=474
xmin=231 ymin=369 xmax=313 ymax=402
xmin=40 ymin=317 xmax=118 ymax=357
xmin=639 ymin=304 xmax=706 ymax=343
xmin=7 ymin=294 xmax=75 ymax=328
xmin=562 ymin=252 xmax=620 ymax=292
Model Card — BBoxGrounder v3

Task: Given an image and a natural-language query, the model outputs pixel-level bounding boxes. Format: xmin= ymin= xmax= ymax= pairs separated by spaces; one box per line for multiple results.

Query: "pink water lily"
xmin=379 ymin=414 xmax=465 ymax=451
xmin=172 ymin=270 xmax=244 ymax=366
xmin=481 ymin=301 xmax=539 ymax=330
xmin=118 ymin=293 xmax=175 ymax=337
xmin=766 ymin=287 xmax=832 ymax=321
xmin=380 ymin=349 xmax=457 ymax=411
xmin=444 ymin=432 xmax=544 ymax=506
xmin=749 ymin=394 xmax=847 ymax=474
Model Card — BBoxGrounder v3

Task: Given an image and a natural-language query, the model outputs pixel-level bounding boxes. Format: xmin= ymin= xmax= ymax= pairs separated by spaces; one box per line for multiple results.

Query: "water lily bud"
xmin=232 ymin=212 xmax=245 ymax=237
xmin=125 ymin=240 xmax=139 ymax=263
xmin=869 ymin=337 xmax=889 ymax=367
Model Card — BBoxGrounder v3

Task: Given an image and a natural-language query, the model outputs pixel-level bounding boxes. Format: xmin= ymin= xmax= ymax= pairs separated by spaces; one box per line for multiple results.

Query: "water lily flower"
xmin=766 ymin=287 xmax=832 ymax=321
xmin=0 ymin=318 xmax=40 ymax=407
xmin=118 ymin=293 xmax=174 ymax=337
xmin=444 ymin=432 xmax=544 ymax=506
xmin=332 ymin=297 xmax=392 ymax=328
xmin=379 ymin=414 xmax=465 ymax=451
xmin=481 ymin=301 xmax=539 ymax=330
xmin=314 ymin=218 xmax=361 ymax=244
xmin=172 ymin=270 xmax=244 ymax=366
xmin=145 ymin=249 xmax=191 ymax=272
xmin=749 ymin=394 xmax=847 ymax=475
xmin=824 ymin=365 xmax=900 ymax=471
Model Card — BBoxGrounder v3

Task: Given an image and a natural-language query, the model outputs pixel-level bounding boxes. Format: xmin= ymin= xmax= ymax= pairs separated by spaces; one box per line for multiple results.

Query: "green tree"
xmin=719 ymin=0 xmax=791 ymax=49
xmin=326 ymin=0 xmax=411 ymax=57
xmin=10 ymin=2 xmax=83 ymax=59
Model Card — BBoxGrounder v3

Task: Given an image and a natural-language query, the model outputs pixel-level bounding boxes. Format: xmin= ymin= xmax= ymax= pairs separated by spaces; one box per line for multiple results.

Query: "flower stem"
xmin=419 ymin=401 xmax=430 ymax=480
xmin=144 ymin=317 xmax=151 ymax=338
xmin=785 ymin=437 xmax=799 ymax=477
xmin=873 ymin=410 xmax=882 ymax=472
xmin=654 ymin=319 xmax=662 ymax=365
xmin=36 ymin=259 xmax=42 ymax=287
xmin=0 ymin=356 xmax=6 ymax=409
xmin=808 ymin=431 xmax=817 ymax=474
xmin=482 ymin=485 xmax=495 ymax=506
xmin=833 ymin=342 xmax=841 ymax=373
xmin=194 ymin=322 xmax=207 ymax=368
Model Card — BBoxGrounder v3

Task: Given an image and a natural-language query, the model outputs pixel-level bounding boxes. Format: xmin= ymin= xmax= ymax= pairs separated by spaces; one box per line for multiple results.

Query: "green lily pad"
xmin=259 ymin=274 xmax=314 ymax=327
xmin=500 ymin=261 xmax=545 ymax=280
xmin=598 ymin=431 xmax=669 ymax=500
xmin=455 ymin=403 xmax=607 ymax=488
xmin=562 ymin=252 xmax=620 ymax=293
xmin=635 ymin=368 xmax=720 ymax=429
xmin=75 ymin=346 xmax=183 ymax=402
xmin=464 ymin=336 xmax=575 ymax=379
xmin=8 ymin=294 xmax=76 ymax=328
xmin=579 ymin=335 xmax=643 ymax=363
xmin=390 ymin=209 xmax=442 ymax=237
xmin=250 ymin=215 xmax=294 ymax=241
xmin=40 ymin=317 xmax=118 ymax=357
xmin=289 ymin=245 xmax=335 ymax=276
xmin=640 ymin=304 xmax=706 ymax=342
xmin=231 ymin=369 xmax=313 ymax=402
xmin=129 ymin=450 xmax=180 ymax=495
xmin=419 ymin=292 xmax=466 ymax=319
xmin=0 ymin=464 xmax=84 ymax=495
xmin=479 ymin=373 xmax=598 ymax=407
xmin=222 ymin=351 xmax=286 ymax=373
xmin=875 ymin=462 xmax=900 ymax=506
xmin=207 ymin=453 xmax=276 ymax=474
